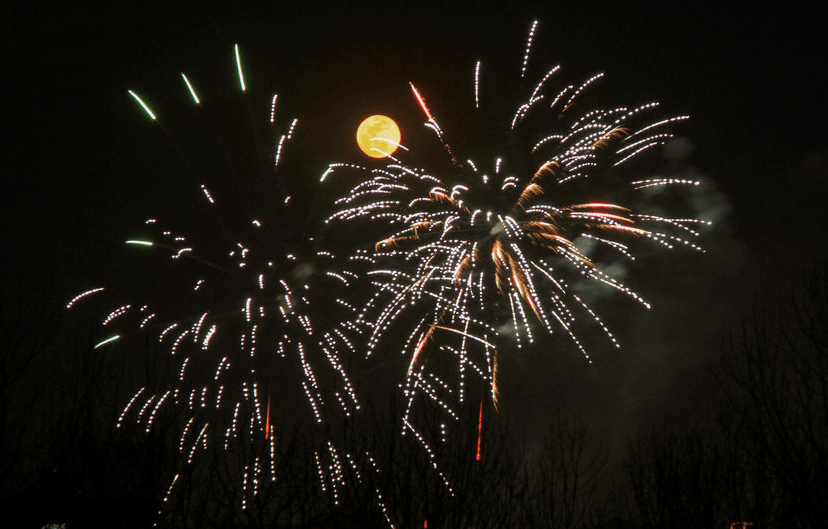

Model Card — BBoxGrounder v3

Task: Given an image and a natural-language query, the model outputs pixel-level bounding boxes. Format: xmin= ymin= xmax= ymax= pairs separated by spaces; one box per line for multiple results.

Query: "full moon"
xmin=356 ymin=115 xmax=401 ymax=158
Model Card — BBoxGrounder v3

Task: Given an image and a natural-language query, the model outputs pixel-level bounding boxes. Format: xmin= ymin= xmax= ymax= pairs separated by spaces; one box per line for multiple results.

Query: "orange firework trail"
xmin=407 ymin=325 xmax=435 ymax=377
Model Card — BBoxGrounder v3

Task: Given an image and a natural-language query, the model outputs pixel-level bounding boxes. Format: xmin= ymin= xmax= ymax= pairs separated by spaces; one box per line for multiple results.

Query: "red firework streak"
xmin=475 ymin=400 xmax=483 ymax=461
xmin=408 ymin=81 xmax=460 ymax=166
xmin=264 ymin=395 xmax=271 ymax=439
xmin=409 ymin=82 xmax=435 ymax=122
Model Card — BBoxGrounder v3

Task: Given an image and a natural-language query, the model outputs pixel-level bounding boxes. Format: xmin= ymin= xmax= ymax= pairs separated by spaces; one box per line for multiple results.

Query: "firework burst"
xmin=67 ymin=46 xmax=369 ymax=514
xmin=324 ymin=20 xmax=709 ymax=455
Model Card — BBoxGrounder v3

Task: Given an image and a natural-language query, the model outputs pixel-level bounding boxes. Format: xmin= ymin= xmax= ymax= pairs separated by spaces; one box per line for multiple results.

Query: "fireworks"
xmin=65 ymin=20 xmax=707 ymax=525
xmin=324 ymin=20 xmax=708 ymax=456
xmin=68 ymin=45 xmax=367 ymax=511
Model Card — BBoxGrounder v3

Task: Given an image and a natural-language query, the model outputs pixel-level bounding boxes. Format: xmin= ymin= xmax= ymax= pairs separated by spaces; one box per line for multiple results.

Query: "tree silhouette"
xmin=716 ymin=262 xmax=828 ymax=528
xmin=609 ymin=260 xmax=828 ymax=529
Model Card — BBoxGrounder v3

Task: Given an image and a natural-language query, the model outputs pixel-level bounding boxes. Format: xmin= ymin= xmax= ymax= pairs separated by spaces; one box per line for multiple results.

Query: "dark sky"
xmin=5 ymin=2 xmax=826 ymax=459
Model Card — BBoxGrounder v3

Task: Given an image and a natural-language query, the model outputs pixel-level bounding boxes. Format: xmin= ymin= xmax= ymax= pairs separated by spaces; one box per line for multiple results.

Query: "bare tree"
xmin=716 ymin=262 xmax=828 ymax=528
xmin=519 ymin=411 xmax=607 ymax=529
xmin=0 ymin=264 xmax=60 ymax=492
xmin=607 ymin=261 xmax=828 ymax=529
xmin=621 ymin=427 xmax=729 ymax=529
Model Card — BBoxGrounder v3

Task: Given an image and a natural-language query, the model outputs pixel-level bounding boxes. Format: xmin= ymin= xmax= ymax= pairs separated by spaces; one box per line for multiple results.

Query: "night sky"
xmin=5 ymin=0 xmax=826 ymax=495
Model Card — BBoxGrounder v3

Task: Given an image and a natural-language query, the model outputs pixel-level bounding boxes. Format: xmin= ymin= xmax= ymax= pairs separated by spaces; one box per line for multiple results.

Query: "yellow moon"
xmin=356 ymin=115 xmax=401 ymax=158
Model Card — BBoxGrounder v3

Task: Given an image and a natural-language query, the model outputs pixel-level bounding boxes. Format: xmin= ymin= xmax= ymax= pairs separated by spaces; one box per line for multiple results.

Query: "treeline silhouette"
xmin=1 ymin=262 xmax=826 ymax=528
